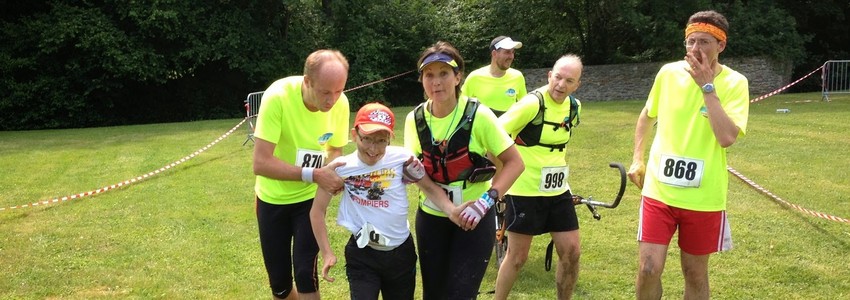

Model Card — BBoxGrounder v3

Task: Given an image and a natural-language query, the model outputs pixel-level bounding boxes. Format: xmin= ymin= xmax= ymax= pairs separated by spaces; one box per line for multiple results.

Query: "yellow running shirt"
xmin=253 ymin=76 xmax=350 ymax=205
xmin=461 ymin=67 xmax=527 ymax=115
xmin=642 ymin=61 xmax=749 ymax=211
xmin=500 ymin=86 xmax=581 ymax=196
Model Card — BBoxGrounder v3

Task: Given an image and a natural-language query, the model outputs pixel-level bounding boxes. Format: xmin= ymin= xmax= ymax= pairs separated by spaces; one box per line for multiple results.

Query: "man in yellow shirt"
xmin=628 ymin=10 xmax=749 ymax=300
xmin=252 ymin=49 xmax=351 ymax=300
xmin=461 ymin=36 xmax=528 ymax=117
xmin=495 ymin=54 xmax=583 ymax=300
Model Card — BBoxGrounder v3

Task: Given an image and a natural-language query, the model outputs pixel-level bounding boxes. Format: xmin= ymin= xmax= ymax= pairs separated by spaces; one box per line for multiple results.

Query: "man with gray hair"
xmin=495 ymin=54 xmax=584 ymax=300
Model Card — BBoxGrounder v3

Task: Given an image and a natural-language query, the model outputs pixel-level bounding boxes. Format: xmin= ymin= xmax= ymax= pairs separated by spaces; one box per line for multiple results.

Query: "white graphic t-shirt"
xmin=333 ymin=146 xmax=413 ymax=250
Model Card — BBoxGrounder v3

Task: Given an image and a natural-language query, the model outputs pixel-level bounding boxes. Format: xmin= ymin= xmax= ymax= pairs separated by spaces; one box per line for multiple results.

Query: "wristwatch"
xmin=701 ymin=83 xmax=715 ymax=93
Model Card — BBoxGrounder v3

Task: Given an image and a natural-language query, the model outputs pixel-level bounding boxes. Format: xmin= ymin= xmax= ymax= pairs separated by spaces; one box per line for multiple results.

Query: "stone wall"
xmin=522 ymin=56 xmax=791 ymax=101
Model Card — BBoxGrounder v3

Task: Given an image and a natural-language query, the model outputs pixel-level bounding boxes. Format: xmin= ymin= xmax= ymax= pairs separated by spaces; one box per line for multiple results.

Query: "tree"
xmin=0 ymin=0 xmax=326 ymax=129
xmin=324 ymin=0 xmax=441 ymax=107
xmin=0 ymin=0 xmax=831 ymax=129
xmin=775 ymin=0 xmax=850 ymax=91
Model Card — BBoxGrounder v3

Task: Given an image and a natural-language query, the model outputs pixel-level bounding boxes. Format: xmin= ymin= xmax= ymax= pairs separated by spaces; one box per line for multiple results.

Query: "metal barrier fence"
xmin=822 ymin=60 xmax=850 ymax=101
xmin=243 ymin=91 xmax=264 ymax=145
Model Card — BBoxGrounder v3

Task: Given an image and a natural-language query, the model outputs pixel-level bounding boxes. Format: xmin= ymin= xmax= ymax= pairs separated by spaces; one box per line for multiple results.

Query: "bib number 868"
xmin=662 ymin=158 xmax=697 ymax=181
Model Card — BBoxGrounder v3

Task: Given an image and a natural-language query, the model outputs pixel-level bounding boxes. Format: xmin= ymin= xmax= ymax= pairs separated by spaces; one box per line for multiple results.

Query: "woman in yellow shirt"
xmin=403 ymin=41 xmax=524 ymax=299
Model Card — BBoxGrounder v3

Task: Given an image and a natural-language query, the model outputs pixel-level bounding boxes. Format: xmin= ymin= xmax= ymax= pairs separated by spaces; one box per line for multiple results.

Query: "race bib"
xmin=539 ymin=166 xmax=569 ymax=192
xmin=355 ymin=222 xmax=391 ymax=250
xmin=657 ymin=154 xmax=704 ymax=188
xmin=296 ymin=149 xmax=325 ymax=168
xmin=423 ymin=183 xmax=463 ymax=212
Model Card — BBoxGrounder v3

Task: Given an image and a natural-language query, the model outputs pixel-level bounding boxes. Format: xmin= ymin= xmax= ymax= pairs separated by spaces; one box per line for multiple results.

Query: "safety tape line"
xmin=7 ymin=65 xmax=831 ymax=214
xmin=2 ymin=70 xmax=415 ymax=212
xmin=0 ymin=118 xmax=248 ymax=212
xmin=727 ymin=166 xmax=850 ymax=224
xmin=734 ymin=64 xmax=849 ymax=224
xmin=344 ymin=70 xmax=415 ymax=93
xmin=749 ymin=64 xmax=824 ymax=103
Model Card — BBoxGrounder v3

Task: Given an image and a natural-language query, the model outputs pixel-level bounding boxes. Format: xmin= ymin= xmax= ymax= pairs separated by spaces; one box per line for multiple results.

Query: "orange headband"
xmin=685 ymin=22 xmax=727 ymax=42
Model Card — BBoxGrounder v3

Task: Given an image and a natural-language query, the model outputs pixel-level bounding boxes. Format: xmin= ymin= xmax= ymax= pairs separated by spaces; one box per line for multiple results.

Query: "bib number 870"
xmin=544 ymin=172 xmax=565 ymax=189
xmin=662 ymin=158 xmax=697 ymax=181
xmin=301 ymin=153 xmax=324 ymax=168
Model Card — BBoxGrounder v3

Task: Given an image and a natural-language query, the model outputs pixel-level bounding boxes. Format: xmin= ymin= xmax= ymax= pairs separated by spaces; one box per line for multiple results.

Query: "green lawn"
xmin=1 ymin=93 xmax=848 ymax=299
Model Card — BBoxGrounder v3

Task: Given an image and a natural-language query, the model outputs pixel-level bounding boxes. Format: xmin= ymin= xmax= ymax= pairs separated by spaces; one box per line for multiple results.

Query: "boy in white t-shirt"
xmin=310 ymin=103 xmax=460 ymax=300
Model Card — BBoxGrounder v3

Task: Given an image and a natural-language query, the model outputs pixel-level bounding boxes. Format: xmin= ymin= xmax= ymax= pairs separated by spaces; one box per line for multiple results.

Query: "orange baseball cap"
xmin=354 ymin=102 xmax=395 ymax=135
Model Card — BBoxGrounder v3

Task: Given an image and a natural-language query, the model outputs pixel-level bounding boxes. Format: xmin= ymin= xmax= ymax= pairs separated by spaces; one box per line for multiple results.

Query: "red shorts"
xmin=637 ymin=196 xmax=733 ymax=255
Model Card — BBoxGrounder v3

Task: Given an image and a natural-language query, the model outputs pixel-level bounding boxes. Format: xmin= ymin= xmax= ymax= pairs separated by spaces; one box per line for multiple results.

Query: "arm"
xmin=253 ymin=138 xmax=302 ymax=181
xmin=686 ymin=49 xmax=741 ymax=147
xmin=415 ymin=172 xmax=476 ymax=230
xmin=628 ymin=107 xmax=655 ymax=189
xmin=309 ymin=188 xmax=337 ymax=282
xmin=315 ymin=146 xmax=346 ymax=194
xmin=461 ymin=145 xmax=524 ymax=228
xmin=702 ymin=92 xmax=741 ymax=147
xmin=490 ymin=145 xmax=524 ymax=198
xmin=490 ymin=96 xmax=533 ymax=193
xmin=252 ymin=138 xmax=345 ymax=194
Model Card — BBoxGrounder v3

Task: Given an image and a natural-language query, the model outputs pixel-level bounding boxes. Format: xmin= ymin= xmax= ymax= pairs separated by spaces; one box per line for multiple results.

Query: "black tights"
xmin=415 ymin=207 xmax=495 ymax=300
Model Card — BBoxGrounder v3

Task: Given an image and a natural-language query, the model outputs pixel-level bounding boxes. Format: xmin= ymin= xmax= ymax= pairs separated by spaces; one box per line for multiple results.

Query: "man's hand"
xmin=313 ymin=161 xmax=346 ymax=195
xmin=320 ymin=252 xmax=337 ymax=282
xmin=684 ymin=48 xmax=715 ymax=87
xmin=628 ymin=161 xmax=646 ymax=189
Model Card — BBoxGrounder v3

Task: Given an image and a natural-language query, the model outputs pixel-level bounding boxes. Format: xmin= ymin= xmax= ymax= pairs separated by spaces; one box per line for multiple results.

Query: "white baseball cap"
xmin=490 ymin=36 xmax=523 ymax=50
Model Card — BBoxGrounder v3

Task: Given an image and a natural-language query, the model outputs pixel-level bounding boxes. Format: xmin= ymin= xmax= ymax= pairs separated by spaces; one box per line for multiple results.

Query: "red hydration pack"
xmin=413 ymin=99 xmax=495 ymax=185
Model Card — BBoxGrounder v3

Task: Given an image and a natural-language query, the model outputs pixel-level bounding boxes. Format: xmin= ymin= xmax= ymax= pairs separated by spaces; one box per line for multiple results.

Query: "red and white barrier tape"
xmin=0 ymin=118 xmax=248 ymax=212
xmin=733 ymin=64 xmax=849 ymax=224
xmin=7 ymin=66 xmax=833 ymax=214
xmin=2 ymin=70 xmax=415 ymax=213
xmin=727 ymin=166 xmax=850 ymax=224
xmin=749 ymin=64 xmax=824 ymax=103
xmin=344 ymin=70 xmax=415 ymax=93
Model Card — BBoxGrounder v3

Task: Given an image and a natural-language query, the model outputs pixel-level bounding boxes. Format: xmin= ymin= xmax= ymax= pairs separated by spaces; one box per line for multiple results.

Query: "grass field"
xmin=1 ymin=92 xmax=848 ymax=299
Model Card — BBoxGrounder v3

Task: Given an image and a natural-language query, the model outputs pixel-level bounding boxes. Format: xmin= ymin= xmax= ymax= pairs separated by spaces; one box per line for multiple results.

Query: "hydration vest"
xmin=513 ymin=90 xmax=580 ymax=152
xmin=413 ymin=99 xmax=494 ymax=184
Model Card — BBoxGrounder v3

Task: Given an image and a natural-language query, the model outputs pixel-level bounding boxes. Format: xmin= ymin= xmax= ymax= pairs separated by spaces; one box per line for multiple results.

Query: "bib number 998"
xmin=544 ymin=172 xmax=565 ymax=189
xmin=539 ymin=166 xmax=568 ymax=193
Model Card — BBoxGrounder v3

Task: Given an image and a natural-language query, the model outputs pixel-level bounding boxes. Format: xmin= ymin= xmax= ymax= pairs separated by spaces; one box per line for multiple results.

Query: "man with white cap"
xmin=462 ymin=36 xmax=528 ymax=117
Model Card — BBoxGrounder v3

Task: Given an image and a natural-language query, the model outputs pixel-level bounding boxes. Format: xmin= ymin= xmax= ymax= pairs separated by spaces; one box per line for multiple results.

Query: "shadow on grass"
xmin=777 ymin=202 xmax=850 ymax=248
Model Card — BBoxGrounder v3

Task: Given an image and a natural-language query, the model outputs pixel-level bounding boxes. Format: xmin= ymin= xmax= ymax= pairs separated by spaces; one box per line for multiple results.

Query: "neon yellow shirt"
xmin=461 ymin=67 xmax=527 ymax=115
xmin=500 ymin=86 xmax=581 ymax=196
xmin=403 ymin=96 xmax=515 ymax=217
xmin=253 ymin=76 xmax=350 ymax=205
xmin=643 ymin=61 xmax=749 ymax=211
